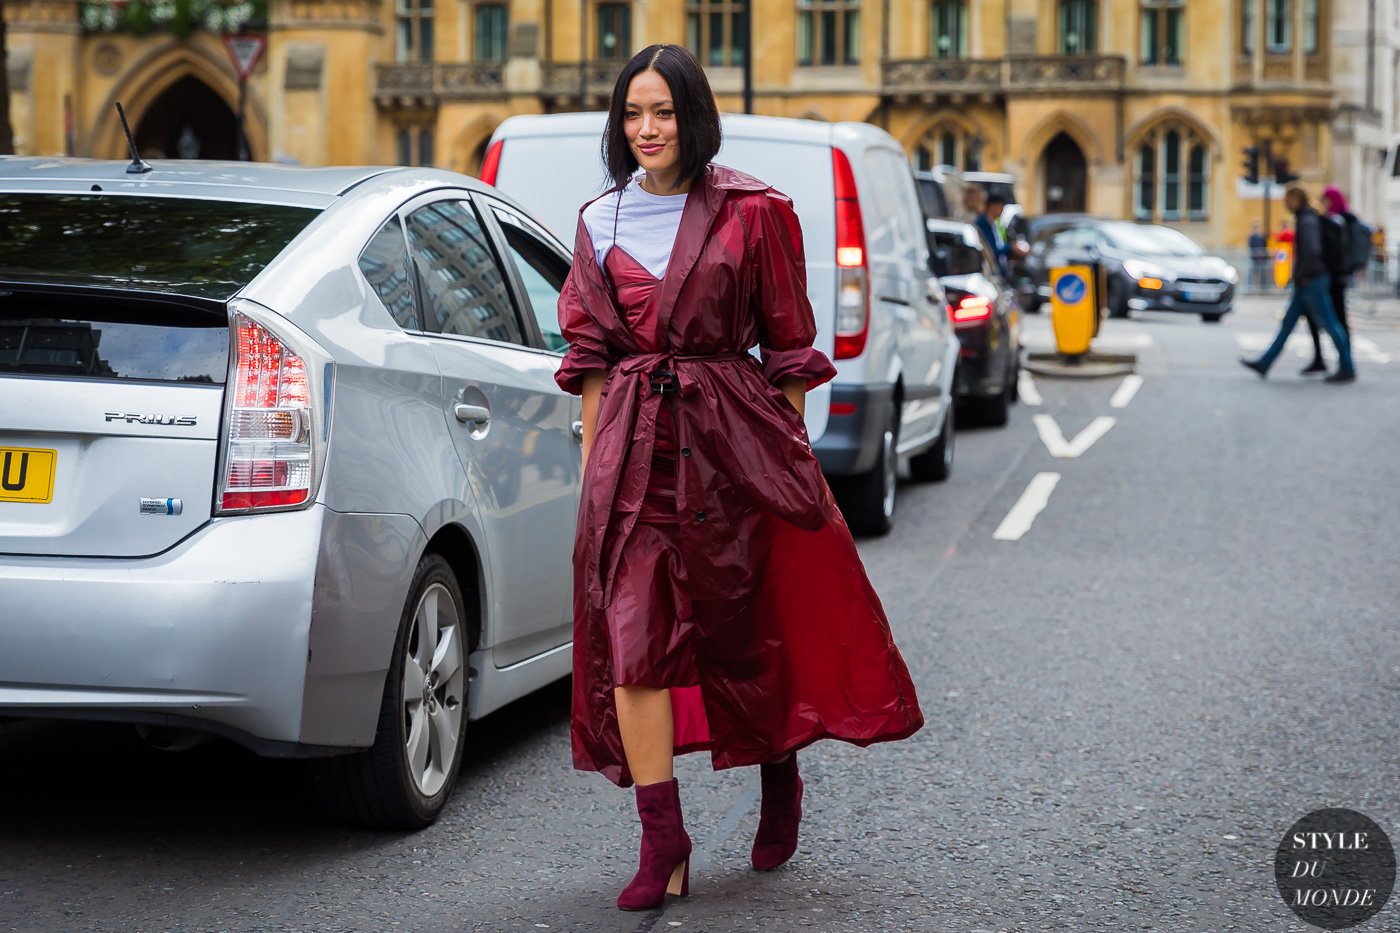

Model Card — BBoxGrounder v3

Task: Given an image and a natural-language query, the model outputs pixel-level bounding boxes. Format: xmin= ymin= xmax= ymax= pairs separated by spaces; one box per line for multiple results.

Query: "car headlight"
xmin=1123 ymin=259 xmax=1172 ymax=282
xmin=1219 ymin=263 xmax=1240 ymax=284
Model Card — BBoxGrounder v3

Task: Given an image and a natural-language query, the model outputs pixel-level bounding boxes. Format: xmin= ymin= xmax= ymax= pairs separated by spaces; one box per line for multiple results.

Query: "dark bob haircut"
xmin=603 ymin=44 xmax=722 ymax=191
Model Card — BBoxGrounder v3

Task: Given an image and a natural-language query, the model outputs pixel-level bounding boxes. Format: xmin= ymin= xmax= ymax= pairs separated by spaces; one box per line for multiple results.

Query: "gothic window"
xmin=597 ymin=3 xmax=632 ymax=60
xmin=931 ymin=0 xmax=967 ymax=59
xmin=1241 ymin=0 xmax=1254 ymax=54
xmin=914 ymin=125 xmax=982 ymax=172
xmin=1266 ymin=0 xmax=1291 ymax=53
xmin=396 ymin=0 xmax=434 ymax=62
xmin=797 ymin=0 xmax=861 ymax=66
xmin=687 ymin=0 xmax=747 ymax=66
xmin=1141 ymin=0 xmax=1184 ymax=65
xmin=397 ymin=127 xmax=435 ymax=167
xmin=474 ymin=2 xmax=508 ymax=62
xmin=1133 ymin=124 xmax=1210 ymax=222
xmin=1302 ymin=0 xmax=1318 ymax=54
xmin=1058 ymin=0 xmax=1097 ymax=54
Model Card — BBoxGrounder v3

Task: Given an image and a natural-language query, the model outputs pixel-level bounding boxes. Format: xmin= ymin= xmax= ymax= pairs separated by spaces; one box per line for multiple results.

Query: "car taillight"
xmin=217 ymin=310 xmax=321 ymax=513
xmin=832 ymin=147 xmax=869 ymax=360
xmin=949 ymin=294 xmax=994 ymax=327
xmin=479 ymin=139 xmax=504 ymax=186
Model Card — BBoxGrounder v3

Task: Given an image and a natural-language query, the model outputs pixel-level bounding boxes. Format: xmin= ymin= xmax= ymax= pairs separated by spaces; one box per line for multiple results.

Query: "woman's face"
xmin=624 ymin=70 xmax=681 ymax=181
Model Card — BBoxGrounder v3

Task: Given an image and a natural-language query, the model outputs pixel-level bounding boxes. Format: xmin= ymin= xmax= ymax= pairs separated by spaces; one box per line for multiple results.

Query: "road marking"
xmin=994 ymin=472 xmax=1061 ymax=540
xmin=1018 ymin=370 xmax=1043 ymax=406
xmin=1110 ymin=374 xmax=1144 ymax=409
xmin=1033 ymin=414 xmax=1116 ymax=459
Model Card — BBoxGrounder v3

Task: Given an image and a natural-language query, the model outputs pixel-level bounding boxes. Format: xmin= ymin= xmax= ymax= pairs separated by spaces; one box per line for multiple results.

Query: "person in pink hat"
xmin=1299 ymin=186 xmax=1359 ymax=373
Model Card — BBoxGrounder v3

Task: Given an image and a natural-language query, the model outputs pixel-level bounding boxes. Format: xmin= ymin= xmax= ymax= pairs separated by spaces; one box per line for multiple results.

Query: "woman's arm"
xmin=778 ymin=375 xmax=806 ymax=419
xmin=580 ymin=370 xmax=606 ymax=470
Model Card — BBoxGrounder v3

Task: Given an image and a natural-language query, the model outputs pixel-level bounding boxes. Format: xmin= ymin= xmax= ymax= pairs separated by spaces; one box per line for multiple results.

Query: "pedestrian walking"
xmin=1248 ymin=221 xmax=1268 ymax=288
xmin=554 ymin=44 xmax=924 ymax=912
xmin=1241 ymin=187 xmax=1356 ymax=383
xmin=1296 ymin=186 xmax=1358 ymax=372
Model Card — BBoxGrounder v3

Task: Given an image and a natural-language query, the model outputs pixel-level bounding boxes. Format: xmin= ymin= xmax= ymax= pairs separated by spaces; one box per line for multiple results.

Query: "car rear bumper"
xmin=813 ymin=383 xmax=895 ymax=476
xmin=0 ymin=504 xmax=423 ymax=753
xmin=953 ymin=325 xmax=1011 ymax=399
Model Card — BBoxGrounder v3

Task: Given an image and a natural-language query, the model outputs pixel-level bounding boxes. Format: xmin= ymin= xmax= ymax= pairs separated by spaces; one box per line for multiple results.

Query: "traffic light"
xmin=1242 ymin=146 xmax=1261 ymax=185
xmin=1274 ymin=158 xmax=1300 ymax=186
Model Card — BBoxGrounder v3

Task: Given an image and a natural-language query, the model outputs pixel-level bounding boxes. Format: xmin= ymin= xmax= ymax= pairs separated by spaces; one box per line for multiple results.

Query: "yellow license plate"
xmin=0 ymin=447 xmax=57 ymax=503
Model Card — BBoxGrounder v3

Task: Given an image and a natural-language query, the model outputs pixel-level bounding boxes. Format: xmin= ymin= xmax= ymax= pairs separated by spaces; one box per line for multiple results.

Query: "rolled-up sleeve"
xmin=555 ymin=217 xmax=620 ymax=395
xmin=747 ymin=192 xmax=837 ymax=390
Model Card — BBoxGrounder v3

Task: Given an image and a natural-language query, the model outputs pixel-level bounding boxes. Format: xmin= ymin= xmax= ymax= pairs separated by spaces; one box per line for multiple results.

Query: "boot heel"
xmin=667 ymin=859 xmax=689 ymax=897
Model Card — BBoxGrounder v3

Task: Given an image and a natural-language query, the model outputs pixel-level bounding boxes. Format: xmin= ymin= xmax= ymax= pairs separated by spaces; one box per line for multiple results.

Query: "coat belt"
xmin=614 ymin=352 xmax=755 ymax=398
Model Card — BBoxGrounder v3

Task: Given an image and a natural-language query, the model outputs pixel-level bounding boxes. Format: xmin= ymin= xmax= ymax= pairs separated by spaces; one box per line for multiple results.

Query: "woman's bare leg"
xmin=614 ymin=685 xmax=674 ymax=785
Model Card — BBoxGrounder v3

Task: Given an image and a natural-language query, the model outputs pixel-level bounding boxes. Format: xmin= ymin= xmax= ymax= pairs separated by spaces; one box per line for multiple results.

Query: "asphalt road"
xmin=2 ymin=294 xmax=1398 ymax=933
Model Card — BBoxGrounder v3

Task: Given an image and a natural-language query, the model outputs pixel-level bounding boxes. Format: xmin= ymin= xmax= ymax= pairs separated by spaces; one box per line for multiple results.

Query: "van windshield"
xmin=0 ymin=194 xmax=320 ymax=299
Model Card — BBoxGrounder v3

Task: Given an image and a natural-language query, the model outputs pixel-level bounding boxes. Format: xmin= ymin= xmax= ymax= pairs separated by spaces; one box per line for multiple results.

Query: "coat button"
xmin=694 ymin=510 xmax=706 ymax=522
xmin=680 ymin=447 xmax=692 ymax=457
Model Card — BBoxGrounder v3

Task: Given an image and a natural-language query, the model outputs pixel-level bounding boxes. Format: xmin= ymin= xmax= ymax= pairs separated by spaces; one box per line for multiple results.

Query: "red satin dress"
xmin=601 ymin=245 xmax=710 ymax=740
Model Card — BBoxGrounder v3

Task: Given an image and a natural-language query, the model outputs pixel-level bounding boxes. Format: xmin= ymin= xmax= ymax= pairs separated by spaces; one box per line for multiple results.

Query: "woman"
xmin=554 ymin=44 xmax=924 ymax=911
xmin=1301 ymin=186 xmax=1357 ymax=374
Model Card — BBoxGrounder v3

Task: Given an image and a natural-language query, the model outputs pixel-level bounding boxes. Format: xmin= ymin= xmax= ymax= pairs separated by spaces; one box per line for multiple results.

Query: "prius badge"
xmin=105 ymin=412 xmax=197 ymax=426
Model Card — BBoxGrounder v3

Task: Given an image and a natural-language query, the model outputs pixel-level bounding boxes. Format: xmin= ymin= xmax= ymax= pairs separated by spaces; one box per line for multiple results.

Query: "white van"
xmin=483 ymin=112 xmax=957 ymax=535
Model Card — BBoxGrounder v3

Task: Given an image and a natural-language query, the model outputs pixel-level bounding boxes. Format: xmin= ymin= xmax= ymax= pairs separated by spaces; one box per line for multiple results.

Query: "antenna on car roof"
xmin=115 ymin=101 xmax=152 ymax=175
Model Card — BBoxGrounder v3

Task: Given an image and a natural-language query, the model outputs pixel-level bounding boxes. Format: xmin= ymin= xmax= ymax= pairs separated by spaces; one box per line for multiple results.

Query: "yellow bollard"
xmin=1050 ymin=265 xmax=1098 ymax=357
xmin=1272 ymin=242 xmax=1293 ymax=288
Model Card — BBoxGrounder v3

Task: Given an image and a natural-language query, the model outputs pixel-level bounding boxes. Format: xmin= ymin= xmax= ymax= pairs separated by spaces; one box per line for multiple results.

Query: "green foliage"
xmin=79 ymin=0 xmax=268 ymax=38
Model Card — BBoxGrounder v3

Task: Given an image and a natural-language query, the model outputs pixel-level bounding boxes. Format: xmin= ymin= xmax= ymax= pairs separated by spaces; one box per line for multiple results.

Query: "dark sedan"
xmin=927 ymin=219 xmax=1021 ymax=426
xmin=1032 ymin=221 xmax=1239 ymax=323
xmin=1014 ymin=213 xmax=1099 ymax=312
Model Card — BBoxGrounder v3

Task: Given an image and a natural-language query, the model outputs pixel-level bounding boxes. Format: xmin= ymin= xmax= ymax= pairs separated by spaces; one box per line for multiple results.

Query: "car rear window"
xmin=0 ymin=194 xmax=319 ymax=300
xmin=0 ymin=289 xmax=228 ymax=384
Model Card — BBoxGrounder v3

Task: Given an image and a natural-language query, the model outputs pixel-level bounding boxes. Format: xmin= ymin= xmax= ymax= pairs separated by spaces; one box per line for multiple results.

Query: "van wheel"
xmin=840 ymin=410 xmax=898 ymax=537
xmin=909 ymin=403 xmax=955 ymax=482
xmin=1200 ymin=312 xmax=1224 ymax=324
xmin=317 ymin=553 xmax=469 ymax=829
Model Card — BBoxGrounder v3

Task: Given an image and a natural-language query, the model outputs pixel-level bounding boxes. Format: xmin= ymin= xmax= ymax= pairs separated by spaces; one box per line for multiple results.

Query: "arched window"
xmin=913 ymin=124 xmax=982 ymax=172
xmin=1058 ymin=0 xmax=1097 ymax=53
xmin=1133 ymin=123 xmax=1210 ymax=221
xmin=931 ymin=0 xmax=967 ymax=59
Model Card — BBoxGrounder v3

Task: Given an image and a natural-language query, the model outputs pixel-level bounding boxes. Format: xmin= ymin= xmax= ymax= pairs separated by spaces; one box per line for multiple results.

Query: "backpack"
xmin=1346 ymin=214 xmax=1373 ymax=271
xmin=1320 ymin=214 xmax=1351 ymax=276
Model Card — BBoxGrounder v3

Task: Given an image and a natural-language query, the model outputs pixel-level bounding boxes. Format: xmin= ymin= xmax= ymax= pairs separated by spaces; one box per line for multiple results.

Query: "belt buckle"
xmin=648 ymin=368 xmax=677 ymax=396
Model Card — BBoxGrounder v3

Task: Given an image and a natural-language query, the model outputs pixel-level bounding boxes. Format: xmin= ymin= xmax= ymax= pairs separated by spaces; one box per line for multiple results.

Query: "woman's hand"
xmin=778 ymin=375 xmax=806 ymax=419
xmin=580 ymin=370 xmax=606 ymax=471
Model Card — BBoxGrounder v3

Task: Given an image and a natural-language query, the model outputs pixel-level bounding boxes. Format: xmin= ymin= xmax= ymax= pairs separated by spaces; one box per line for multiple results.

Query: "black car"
xmin=1016 ymin=213 xmax=1100 ymax=312
xmin=1031 ymin=220 xmax=1239 ymax=323
xmin=926 ymin=218 xmax=1021 ymax=426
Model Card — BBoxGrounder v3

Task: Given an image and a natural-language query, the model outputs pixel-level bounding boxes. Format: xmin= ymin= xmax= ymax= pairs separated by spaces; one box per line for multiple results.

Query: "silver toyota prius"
xmin=0 ymin=158 xmax=581 ymax=827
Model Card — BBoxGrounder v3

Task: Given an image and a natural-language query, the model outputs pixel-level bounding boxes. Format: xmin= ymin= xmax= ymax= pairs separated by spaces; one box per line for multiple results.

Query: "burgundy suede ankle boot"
xmin=751 ymin=754 xmax=803 ymax=871
xmin=617 ymin=778 xmax=692 ymax=911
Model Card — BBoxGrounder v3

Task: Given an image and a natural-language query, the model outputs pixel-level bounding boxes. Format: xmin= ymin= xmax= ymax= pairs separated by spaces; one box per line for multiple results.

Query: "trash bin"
xmin=1049 ymin=263 xmax=1100 ymax=357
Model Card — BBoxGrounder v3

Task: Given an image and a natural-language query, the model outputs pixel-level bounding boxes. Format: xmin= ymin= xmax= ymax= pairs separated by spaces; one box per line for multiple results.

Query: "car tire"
xmin=1108 ymin=279 xmax=1130 ymax=319
xmin=909 ymin=403 xmax=954 ymax=482
xmin=973 ymin=385 xmax=1010 ymax=428
xmin=1200 ymin=312 xmax=1225 ymax=324
xmin=839 ymin=408 xmax=898 ymax=536
xmin=317 ymin=553 xmax=470 ymax=830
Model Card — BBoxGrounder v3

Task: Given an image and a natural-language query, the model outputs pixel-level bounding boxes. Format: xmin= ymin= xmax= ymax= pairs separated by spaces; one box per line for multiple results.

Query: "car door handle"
xmin=453 ymin=403 xmax=491 ymax=425
xmin=571 ymin=420 xmax=584 ymax=441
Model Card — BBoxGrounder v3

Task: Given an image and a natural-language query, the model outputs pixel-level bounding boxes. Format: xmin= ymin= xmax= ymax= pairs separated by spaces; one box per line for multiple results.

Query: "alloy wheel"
xmin=402 ymin=582 xmax=465 ymax=798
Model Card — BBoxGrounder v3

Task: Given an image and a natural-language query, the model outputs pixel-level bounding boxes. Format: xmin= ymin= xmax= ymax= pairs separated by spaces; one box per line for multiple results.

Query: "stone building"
xmin=2 ymin=0 xmax=1384 ymax=247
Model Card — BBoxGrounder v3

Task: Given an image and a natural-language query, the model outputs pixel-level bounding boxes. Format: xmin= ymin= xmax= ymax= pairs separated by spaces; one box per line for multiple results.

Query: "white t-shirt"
xmin=582 ymin=179 xmax=689 ymax=280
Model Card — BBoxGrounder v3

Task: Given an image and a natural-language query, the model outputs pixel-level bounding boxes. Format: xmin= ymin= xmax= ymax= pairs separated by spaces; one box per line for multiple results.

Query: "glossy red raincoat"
xmin=556 ymin=164 xmax=923 ymax=787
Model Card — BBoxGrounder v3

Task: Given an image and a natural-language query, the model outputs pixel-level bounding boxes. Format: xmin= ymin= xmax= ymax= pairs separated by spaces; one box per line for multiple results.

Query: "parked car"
xmin=0 ymin=158 xmax=584 ymax=828
xmin=913 ymin=166 xmax=965 ymax=222
xmin=1032 ymin=220 xmax=1238 ymax=323
xmin=485 ymin=113 xmax=959 ymax=536
xmin=926 ymin=219 xmax=1021 ymax=426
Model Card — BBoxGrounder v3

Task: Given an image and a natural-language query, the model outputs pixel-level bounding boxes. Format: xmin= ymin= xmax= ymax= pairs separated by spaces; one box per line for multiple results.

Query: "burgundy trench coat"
xmin=555 ymin=164 xmax=924 ymax=787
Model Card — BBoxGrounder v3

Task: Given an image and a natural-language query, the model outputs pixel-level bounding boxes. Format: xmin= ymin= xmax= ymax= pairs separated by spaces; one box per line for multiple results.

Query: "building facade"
xmin=3 ymin=0 xmax=1383 ymax=247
